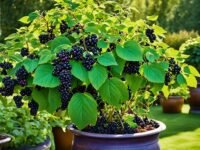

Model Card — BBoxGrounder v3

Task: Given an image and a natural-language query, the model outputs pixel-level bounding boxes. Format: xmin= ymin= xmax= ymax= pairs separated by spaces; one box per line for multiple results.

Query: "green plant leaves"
xmin=97 ymin=52 xmax=117 ymax=66
xmin=88 ymin=64 xmax=108 ymax=90
xmin=97 ymin=40 xmax=108 ymax=48
xmin=143 ymin=63 xmax=165 ymax=83
xmin=50 ymin=36 xmax=71 ymax=51
xmin=23 ymin=59 xmax=39 ymax=73
xmin=177 ymin=74 xmax=187 ymax=85
xmin=33 ymin=64 xmax=60 ymax=88
xmin=38 ymin=49 xmax=53 ymax=64
xmin=116 ymin=40 xmax=143 ymax=61
xmin=99 ymin=77 xmax=129 ymax=106
xmin=71 ymin=61 xmax=89 ymax=83
xmin=68 ymin=93 xmax=97 ymax=129
xmin=185 ymin=74 xmax=197 ymax=88
xmin=126 ymin=75 xmax=146 ymax=93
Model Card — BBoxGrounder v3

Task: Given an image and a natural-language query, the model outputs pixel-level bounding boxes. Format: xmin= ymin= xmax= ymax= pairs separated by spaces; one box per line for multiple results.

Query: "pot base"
xmin=190 ymin=106 xmax=200 ymax=114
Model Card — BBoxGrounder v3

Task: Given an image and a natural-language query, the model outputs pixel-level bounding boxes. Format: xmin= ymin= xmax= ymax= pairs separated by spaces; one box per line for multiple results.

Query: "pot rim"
xmin=0 ymin=134 xmax=11 ymax=144
xmin=168 ymin=96 xmax=183 ymax=99
xmin=68 ymin=120 xmax=166 ymax=139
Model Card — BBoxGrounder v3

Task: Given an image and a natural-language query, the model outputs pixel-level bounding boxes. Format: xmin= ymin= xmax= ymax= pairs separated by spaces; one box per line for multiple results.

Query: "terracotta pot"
xmin=0 ymin=134 xmax=11 ymax=150
xmin=68 ymin=121 xmax=166 ymax=150
xmin=189 ymin=82 xmax=200 ymax=114
xmin=160 ymin=96 xmax=184 ymax=113
xmin=52 ymin=127 xmax=73 ymax=150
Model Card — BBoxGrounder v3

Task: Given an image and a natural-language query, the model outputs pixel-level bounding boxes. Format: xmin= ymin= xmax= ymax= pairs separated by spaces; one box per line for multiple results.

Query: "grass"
xmin=149 ymin=105 xmax=200 ymax=150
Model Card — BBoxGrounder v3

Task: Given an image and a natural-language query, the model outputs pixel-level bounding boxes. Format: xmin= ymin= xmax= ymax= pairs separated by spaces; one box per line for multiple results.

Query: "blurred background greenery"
xmin=1 ymin=0 xmax=200 ymax=49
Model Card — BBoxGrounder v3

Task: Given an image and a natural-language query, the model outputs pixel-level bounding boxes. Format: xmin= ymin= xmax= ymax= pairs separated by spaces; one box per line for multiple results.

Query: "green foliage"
xmin=0 ymin=0 xmax=199 ymax=130
xmin=164 ymin=30 xmax=199 ymax=49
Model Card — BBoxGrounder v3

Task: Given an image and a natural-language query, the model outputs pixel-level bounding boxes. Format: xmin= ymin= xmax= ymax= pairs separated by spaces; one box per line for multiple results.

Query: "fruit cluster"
xmin=16 ymin=66 xmax=29 ymax=86
xmin=0 ymin=61 xmax=13 ymax=75
xmin=0 ymin=77 xmax=16 ymax=96
xmin=39 ymin=26 xmax=55 ymax=44
xmin=28 ymin=100 xmax=39 ymax=116
xmin=124 ymin=61 xmax=140 ymax=74
xmin=20 ymin=47 xmax=29 ymax=57
xmin=145 ymin=28 xmax=156 ymax=43
xmin=60 ymin=20 xmax=83 ymax=35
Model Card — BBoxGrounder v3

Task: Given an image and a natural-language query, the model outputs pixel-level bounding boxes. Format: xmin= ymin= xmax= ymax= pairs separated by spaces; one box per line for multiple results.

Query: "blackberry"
xmin=20 ymin=48 xmax=29 ymax=57
xmin=107 ymin=43 xmax=116 ymax=52
xmin=56 ymin=50 xmax=71 ymax=61
xmin=16 ymin=66 xmax=29 ymax=86
xmin=72 ymin=85 xmax=86 ymax=93
xmin=60 ymin=20 xmax=69 ymax=34
xmin=0 ymin=62 xmax=13 ymax=70
xmin=1 ymin=69 xmax=7 ymax=75
xmin=39 ymin=34 xmax=49 ymax=44
xmin=58 ymin=70 xmax=72 ymax=88
xmin=165 ymin=72 xmax=171 ymax=85
xmin=59 ymin=88 xmax=72 ymax=110
xmin=169 ymin=58 xmax=175 ymax=66
xmin=72 ymin=23 xmax=83 ymax=34
xmin=28 ymin=53 xmax=39 ymax=60
xmin=171 ymin=64 xmax=181 ymax=75
xmin=82 ymin=53 xmax=96 ymax=71
xmin=124 ymin=61 xmax=140 ymax=74
xmin=53 ymin=62 xmax=72 ymax=76
xmin=85 ymin=34 xmax=98 ymax=47
xmin=71 ymin=45 xmax=83 ymax=60
xmin=123 ymin=123 xmax=134 ymax=134
xmin=20 ymin=87 xmax=32 ymax=96
xmin=145 ymin=28 xmax=156 ymax=43
xmin=28 ymin=100 xmax=39 ymax=116
xmin=88 ymin=47 xmax=101 ymax=55
xmin=13 ymin=96 xmax=23 ymax=108
xmin=0 ymin=77 xmax=16 ymax=96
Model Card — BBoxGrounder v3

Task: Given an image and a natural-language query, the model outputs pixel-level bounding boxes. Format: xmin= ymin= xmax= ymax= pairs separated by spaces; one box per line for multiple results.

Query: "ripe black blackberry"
xmin=165 ymin=72 xmax=171 ymax=85
xmin=0 ymin=77 xmax=16 ymax=96
xmin=20 ymin=87 xmax=32 ymax=96
xmin=0 ymin=61 xmax=13 ymax=70
xmin=28 ymin=100 xmax=39 ymax=116
xmin=16 ymin=66 xmax=29 ymax=86
xmin=171 ymin=64 xmax=181 ymax=75
xmin=145 ymin=28 xmax=156 ymax=43
xmin=124 ymin=61 xmax=140 ymax=74
xmin=82 ymin=53 xmax=96 ymax=71
xmin=85 ymin=34 xmax=98 ymax=47
xmin=60 ymin=20 xmax=69 ymax=34
xmin=107 ymin=43 xmax=116 ymax=52
xmin=88 ymin=47 xmax=102 ymax=55
xmin=39 ymin=34 xmax=49 ymax=44
xmin=71 ymin=45 xmax=83 ymax=60
xmin=56 ymin=50 xmax=71 ymax=61
xmin=20 ymin=48 xmax=29 ymax=57
xmin=72 ymin=23 xmax=83 ymax=34
xmin=58 ymin=70 xmax=72 ymax=88
xmin=59 ymin=87 xmax=72 ymax=110
xmin=13 ymin=96 xmax=23 ymax=108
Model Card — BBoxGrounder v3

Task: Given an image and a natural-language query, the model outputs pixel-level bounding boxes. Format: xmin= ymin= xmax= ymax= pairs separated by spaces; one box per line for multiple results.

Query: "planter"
xmin=68 ymin=121 xmax=166 ymax=150
xmin=52 ymin=127 xmax=73 ymax=150
xmin=160 ymin=96 xmax=184 ymax=113
xmin=0 ymin=134 xmax=11 ymax=150
xmin=189 ymin=82 xmax=200 ymax=114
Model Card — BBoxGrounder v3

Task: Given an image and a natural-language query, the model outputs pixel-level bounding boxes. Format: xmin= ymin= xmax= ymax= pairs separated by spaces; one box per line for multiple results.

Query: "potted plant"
xmin=160 ymin=86 xmax=189 ymax=113
xmin=180 ymin=38 xmax=200 ymax=113
xmin=0 ymin=0 xmax=199 ymax=150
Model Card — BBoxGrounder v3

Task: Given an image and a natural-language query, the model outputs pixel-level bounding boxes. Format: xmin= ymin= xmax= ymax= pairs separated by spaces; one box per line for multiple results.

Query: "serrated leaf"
xmin=33 ymin=64 xmax=60 ymax=88
xmin=97 ymin=52 xmax=117 ymax=66
xmin=99 ymin=77 xmax=129 ymax=106
xmin=143 ymin=63 xmax=165 ymax=83
xmin=71 ymin=61 xmax=89 ymax=83
xmin=23 ymin=59 xmax=39 ymax=73
xmin=68 ymin=93 xmax=97 ymax=129
xmin=88 ymin=64 xmax=108 ymax=90
xmin=116 ymin=40 xmax=143 ymax=61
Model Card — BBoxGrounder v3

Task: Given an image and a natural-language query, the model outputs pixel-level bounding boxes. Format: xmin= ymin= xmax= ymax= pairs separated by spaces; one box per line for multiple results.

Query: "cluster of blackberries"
xmin=20 ymin=87 xmax=32 ymax=96
xmin=165 ymin=58 xmax=181 ymax=85
xmin=82 ymin=53 xmax=96 ymax=71
xmin=39 ymin=26 xmax=55 ymax=44
xmin=107 ymin=43 xmax=116 ymax=52
xmin=60 ymin=20 xmax=83 ymax=35
xmin=134 ymin=115 xmax=159 ymax=128
xmin=124 ymin=61 xmax=140 ymax=74
xmin=28 ymin=100 xmax=39 ymax=116
xmin=0 ymin=61 xmax=13 ymax=75
xmin=81 ymin=34 xmax=101 ymax=55
xmin=52 ymin=50 xmax=72 ymax=109
xmin=13 ymin=96 xmax=23 ymax=108
xmin=145 ymin=28 xmax=156 ymax=43
xmin=20 ymin=47 xmax=29 ymax=57
xmin=71 ymin=45 xmax=83 ymax=60
xmin=15 ymin=66 xmax=29 ymax=86
xmin=0 ymin=77 xmax=16 ymax=96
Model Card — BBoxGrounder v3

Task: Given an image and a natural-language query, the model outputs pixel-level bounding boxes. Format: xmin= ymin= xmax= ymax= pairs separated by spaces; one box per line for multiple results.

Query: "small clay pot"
xmin=188 ymin=82 xmax=200 ymax=113
xmin=0 ymin=134 xmax=11 ymax=150
xmin=52 ymin=127 xmax=73 ymax=150
xmin=160 ymin=96 xmax=184 ymax=113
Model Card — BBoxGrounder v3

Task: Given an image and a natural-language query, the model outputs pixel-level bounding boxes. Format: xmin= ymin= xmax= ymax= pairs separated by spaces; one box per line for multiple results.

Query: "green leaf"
xmin=48 ymin=88 xmax=61 ymax=113
xmin=99 ymin=77 xmax=129 ymax=106
xmin=143 ymin=63 xmax=165 ymax=83
xmin=162 ymin=85 xmax=169 ymax=98
xmin=145 ymin=48 xmax=159 ymax=63
xmin=188 ymin=65 xmax=200 ymax=77
xmin=123 ymin=115 xmax=137 ymax=128
xmin=147 ymin=15 xmax=158 ymax=21
xmin=18 ymin=16 xmax=30 ymax=24
xmin=33 ymin=64 xmax=60 ymax=88
xmin=50 ymin=36 xmax=71 ymax=51
xmin=23 ymin=59 xmax=39 ymax=73
xmin=28 ymin=12 xmax=39 ymax=22
xmin=71 ymin=61 xmax=89 ymax=83
xmin=126 ymin=75 xmax=146 ymax=93
xmin=185 ymin=75 xmax=197 ymax=88
xmin=116 ymin=40 xmax=143 ymax=61
xmin=177 ymin=74 xmax=187 ymax=85
xmin=88 ymin=64 xmax=108 ymax=90
xmin=68 ymin=93 xmax=97 ymax=129
xmin=39 ymin=50 xmax=53 ymax=64
xmin=97 ymin=40 xmax=108 ymax=48
xmin=97 ymin=52 xmax=118 ymax=66
xmin=111 ymin=56 xmax=125 ymax=75
xmin=32 ymin=89 xmax=48 ymax=110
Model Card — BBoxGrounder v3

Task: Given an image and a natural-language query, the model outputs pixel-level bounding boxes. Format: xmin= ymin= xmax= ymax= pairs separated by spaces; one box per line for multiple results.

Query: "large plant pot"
xmin=0 ymin=134 xmax=11 ymax=150
xmin=189 ymin=82 xmax=200 ymax=114
xmin=52 ymin=127 xmax=73 ymax=150
xmin=68 ymin=121 xmax=166 ymax=150
xmin=160 ymin=96 xmax=184 ymax=113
